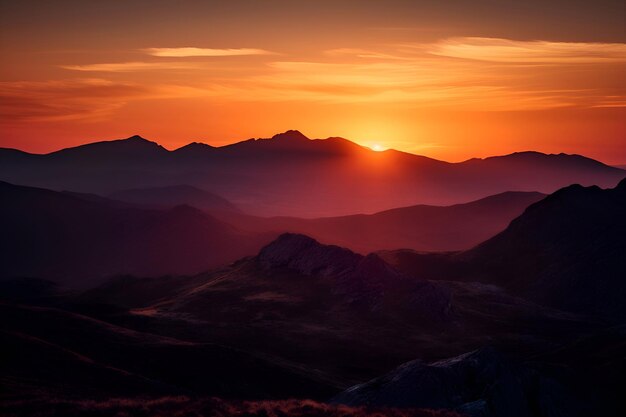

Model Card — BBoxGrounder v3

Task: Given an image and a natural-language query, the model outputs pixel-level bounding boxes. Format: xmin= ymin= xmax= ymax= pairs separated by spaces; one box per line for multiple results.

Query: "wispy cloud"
xmin=0 ymin=78 xmax=150 ymax=122
xmin=224 ymin=58 xmax=586 ymax=110
xmin=35 ymin=37 xmax=626 ymax=120
xmin=143 ymin=47 xmax=275 ymax=57
xmin=427 ymin=37 xmax=626 ymax=64
xmin=324 ymin=48 xmax=407 ymax=60
xmin=60 ymin=62 xmax=203 ymax=72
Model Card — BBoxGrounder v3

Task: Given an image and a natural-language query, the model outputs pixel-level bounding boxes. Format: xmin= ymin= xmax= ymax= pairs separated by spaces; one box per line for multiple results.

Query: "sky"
xmin=1 ymin=0 xmax=625 ymax=163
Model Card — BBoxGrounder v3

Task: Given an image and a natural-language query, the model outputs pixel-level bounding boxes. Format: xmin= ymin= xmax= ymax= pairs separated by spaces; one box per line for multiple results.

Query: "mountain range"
xmin=1 ymin=130 xmax=623 ymax=217
xmin=0 ymin=181 xmax=272 ymax=287
xmin=218 ymin=190 xmax=546 ymax=253
xmin=2 ymin=131 xmax=626 ymax=416
xmin=3 ymin=177 xmax=625 ymax=414
xmin=0 ymin=181 xmax=548 ymax=285
xmin=381 ymin=178 xmax=626 ymax=322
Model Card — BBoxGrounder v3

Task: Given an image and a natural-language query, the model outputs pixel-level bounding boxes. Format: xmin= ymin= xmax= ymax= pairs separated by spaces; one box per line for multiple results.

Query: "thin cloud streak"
xmin=41 ymin=37 xmax=626 ymax=118
xmin=427 ymin=37 xmax=626 ymax=63
xmin=143 ymin=47 xmax=276 ymax=57
xmin=60 ymin=62 xmax=203 ymax=72
xmin=0 ymin=79 xmax=148 ymax=122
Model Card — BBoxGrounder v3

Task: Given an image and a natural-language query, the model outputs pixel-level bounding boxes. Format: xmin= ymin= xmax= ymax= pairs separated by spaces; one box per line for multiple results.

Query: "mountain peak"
xmin=258 ymin=233 xmax=360 ymax=275
xmin=173 ymin=141 xmax=216 ymax=155
xmin=257 ymin=233 xmax=451 ymax=315
xmin=126 ymin=134 xmax=148 ymax=141
xmin=270 ymin=130 xmax=309 ymax=142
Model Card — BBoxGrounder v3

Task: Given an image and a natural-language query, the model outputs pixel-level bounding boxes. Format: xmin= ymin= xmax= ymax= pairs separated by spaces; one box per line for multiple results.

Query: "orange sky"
xmin=1 ymin=0 xmax=625 ymax=163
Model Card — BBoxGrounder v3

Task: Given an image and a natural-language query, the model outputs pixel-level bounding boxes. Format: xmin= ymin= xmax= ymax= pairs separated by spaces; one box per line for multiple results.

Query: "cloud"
xmin=60 ymin=62 xmax=203 ymax=72
xmin=143 ymin=47 xmax=275 ymax=57
xmin=37 ymin=37 xmax=626 ymax=118
xmin=215 ymin=38 xmax=623 ymax=110
xmin=325 ymin=48 xmax=407 ymax=60
xmin=427 ymin=37 xmax=626 ymax=63
xmin=0 ymin=78 xmax=152 ymax=122
xmin=590 ymin=97 xmax=626 ymax=108
xmin=221 ymin=59 xmax=581 ymax=110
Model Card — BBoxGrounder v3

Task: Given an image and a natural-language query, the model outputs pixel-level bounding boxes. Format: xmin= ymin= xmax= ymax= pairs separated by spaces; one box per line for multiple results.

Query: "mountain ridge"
xmin=2 ymin=131 xmax=622 ymax=170
xmin=382 ymin=178 xmax=626 ymax=322
xmin=1 ymin=130 xmax=623 ymax=217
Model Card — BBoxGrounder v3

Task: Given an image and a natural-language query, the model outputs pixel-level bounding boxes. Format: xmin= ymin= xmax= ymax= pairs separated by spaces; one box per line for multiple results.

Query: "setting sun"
xmin=372 ymin=144 xmax=385 ymax=152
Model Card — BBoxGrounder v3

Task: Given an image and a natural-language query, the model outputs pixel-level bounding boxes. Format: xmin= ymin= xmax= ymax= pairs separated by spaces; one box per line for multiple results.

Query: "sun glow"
xmin=372 ymin=144 xmax=386 ymax=152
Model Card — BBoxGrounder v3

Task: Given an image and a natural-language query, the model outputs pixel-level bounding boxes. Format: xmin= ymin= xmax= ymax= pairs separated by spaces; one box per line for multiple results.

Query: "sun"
xmin=372 ymin=144 xmax=386 ymax=152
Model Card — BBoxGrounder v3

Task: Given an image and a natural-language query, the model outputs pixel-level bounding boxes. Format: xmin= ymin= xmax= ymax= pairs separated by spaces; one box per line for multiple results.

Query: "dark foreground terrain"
xmin=1 ymin=178 xmax=625 ymax=416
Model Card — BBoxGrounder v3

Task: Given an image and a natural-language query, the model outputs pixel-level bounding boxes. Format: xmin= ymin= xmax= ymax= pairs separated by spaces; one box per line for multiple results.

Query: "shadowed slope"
xmin=109 ymin=184 xmax=238 ymax=213
xmin=0 ymin=181 xmax=272 ymax=287
xmin=383 ymin=178 xmax=626 ymax=321
xmin=0 ymin=302 xmax=336 ymax=401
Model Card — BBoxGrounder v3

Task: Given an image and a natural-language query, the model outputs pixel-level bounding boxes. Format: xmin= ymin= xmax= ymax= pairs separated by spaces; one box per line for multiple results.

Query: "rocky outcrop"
xmin=258 ymin=234 xmax=451 ymax=318
xmin=332 ymin=347 xmax=578 ymax=417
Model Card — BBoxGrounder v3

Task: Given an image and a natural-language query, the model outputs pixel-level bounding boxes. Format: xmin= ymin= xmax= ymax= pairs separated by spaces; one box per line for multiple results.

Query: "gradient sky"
xmin=1 ymin=0 xmax=625 ymax=163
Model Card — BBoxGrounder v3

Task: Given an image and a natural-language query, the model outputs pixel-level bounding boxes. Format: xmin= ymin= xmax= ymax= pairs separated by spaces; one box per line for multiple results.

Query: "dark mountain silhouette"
xmin=109 ymin=184 xmax=238 ymax=213
xmin=382 ymin=178 xmax=626 ymax=322
xmin=218 ymin=191 xmax=546 ymax=252
xmin=47 ymin=134 xmax=169 ymax=163
xmin=1 ymin=131 xmax=623 ymax=216
xmin=0 ymin=181 xmax=273 ymax=287
xmin=462 ymin=178 xmax=626 ymax=320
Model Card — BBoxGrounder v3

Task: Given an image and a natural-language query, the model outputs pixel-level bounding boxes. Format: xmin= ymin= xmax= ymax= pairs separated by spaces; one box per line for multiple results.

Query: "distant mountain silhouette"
xmin=218 ymin=191 xmax=546 ymax=252
xmin=1 ymin=131 xmax=623 ymax=216
xmin=48 ymin=134 xmax=168 ymax=161
xmin=382 ymin=178 xmax=626 ymax=321
xmin=0 ymin=181 xmax=273 ymax=286
xmin=109 ymin=184 xmax=238 ymax=213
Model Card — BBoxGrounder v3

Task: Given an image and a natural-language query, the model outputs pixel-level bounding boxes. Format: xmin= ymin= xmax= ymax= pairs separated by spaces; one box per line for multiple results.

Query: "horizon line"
xmin=1 ymin=130 xmax=624 ymax=167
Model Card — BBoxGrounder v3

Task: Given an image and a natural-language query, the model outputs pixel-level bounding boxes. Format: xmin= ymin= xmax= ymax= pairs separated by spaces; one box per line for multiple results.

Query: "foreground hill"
xmin=0 ymin=181 xmax=272 ymax=287
xmin=71 ymin=233 xmax=597 ymax=387
xmin=0 ymin=302 xmax=335 ymax=401
xmin=382 ymin=178 xmax=626 ymax=322
xmin=219 ymin=191 xmax=545 ymax=253
xmin=1 ymin=131 xmax=623 ymax=216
